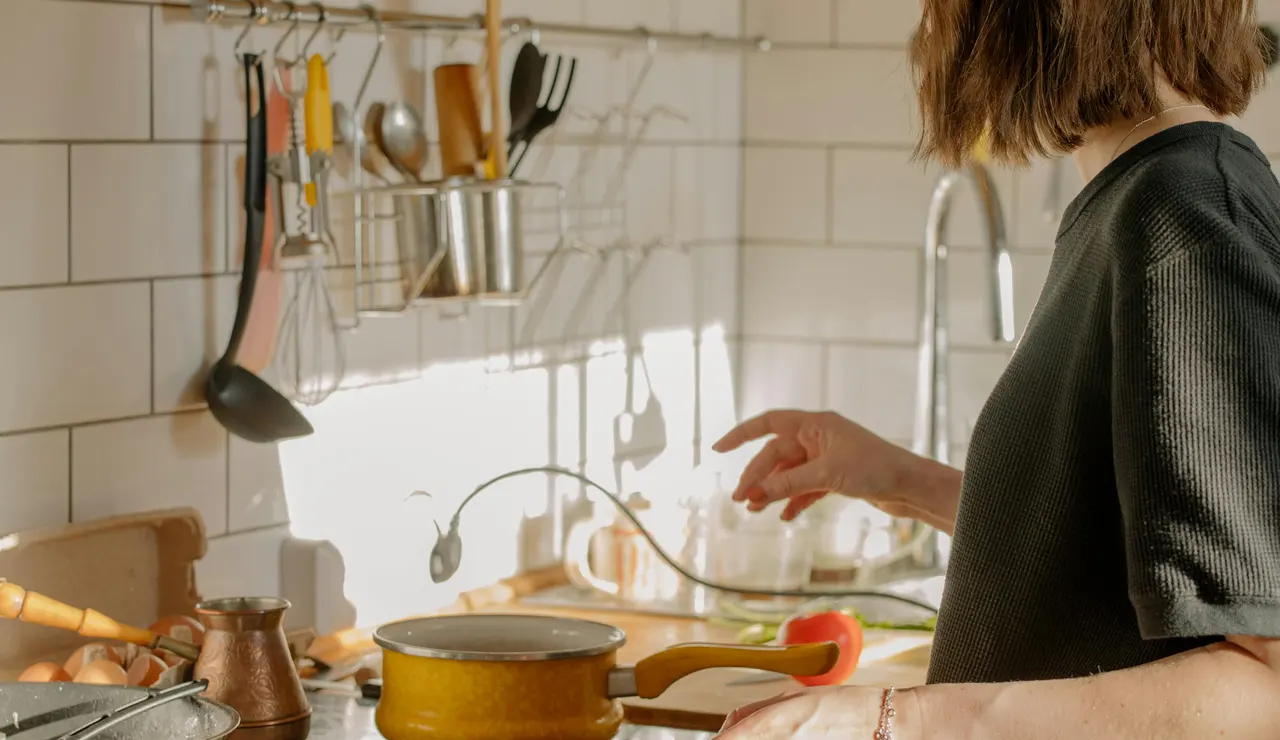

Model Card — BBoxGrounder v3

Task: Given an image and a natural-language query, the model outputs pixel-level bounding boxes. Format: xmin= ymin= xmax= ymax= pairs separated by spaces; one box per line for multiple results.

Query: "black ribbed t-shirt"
xmin=928 ymin=122 xmax=1280 ymax=684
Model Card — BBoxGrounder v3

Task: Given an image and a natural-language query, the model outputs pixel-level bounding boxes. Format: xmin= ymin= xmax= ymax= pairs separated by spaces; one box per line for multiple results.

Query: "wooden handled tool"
xmin=434 ymin=64 xmax=485 ymax=178
xmin=0 ymin=580 xmax=201 ymax=662
xmin=485 ymin=0 xmax=507 ymax=178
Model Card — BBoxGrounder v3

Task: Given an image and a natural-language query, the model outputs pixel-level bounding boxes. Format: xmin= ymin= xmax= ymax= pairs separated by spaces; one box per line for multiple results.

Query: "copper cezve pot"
xmin=193 ymin=597 xmax=311 ymax=740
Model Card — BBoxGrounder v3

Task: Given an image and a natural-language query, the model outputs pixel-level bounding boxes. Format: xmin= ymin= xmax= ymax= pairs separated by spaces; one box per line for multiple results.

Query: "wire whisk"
xmin=277 ymin=262 xmax=346 ymax=406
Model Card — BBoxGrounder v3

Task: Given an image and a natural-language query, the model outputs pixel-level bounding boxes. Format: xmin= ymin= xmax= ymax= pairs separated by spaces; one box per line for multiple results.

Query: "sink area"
xmin=519 ymin=574 xmax=943 ymax=625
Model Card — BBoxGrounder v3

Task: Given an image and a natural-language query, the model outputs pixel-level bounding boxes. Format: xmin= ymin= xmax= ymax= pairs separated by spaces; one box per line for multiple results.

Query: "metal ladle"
xmin=335 ymin=101 xmax=392 ymax=184
xmin=377 ymin=101 xmax=430 ymax=182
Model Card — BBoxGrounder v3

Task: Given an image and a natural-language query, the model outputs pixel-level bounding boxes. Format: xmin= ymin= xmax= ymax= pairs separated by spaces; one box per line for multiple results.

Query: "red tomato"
xmin=779 ymin=610 xmax=863 ymax=686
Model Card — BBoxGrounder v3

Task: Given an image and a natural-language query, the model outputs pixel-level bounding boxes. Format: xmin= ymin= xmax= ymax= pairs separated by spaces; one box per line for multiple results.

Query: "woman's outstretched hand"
xmin=712 ymin=410 xmax=960 ymax=529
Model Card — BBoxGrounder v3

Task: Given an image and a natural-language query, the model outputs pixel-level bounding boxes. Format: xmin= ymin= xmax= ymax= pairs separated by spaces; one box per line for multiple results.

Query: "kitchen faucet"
xmin=916 ymin=163 xmax=1016 ymax=464
xmin=863 ymin=163 xmax=1016 ymax=583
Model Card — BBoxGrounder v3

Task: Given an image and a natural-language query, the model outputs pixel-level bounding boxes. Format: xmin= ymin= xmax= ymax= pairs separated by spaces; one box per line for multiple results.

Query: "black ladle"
xmin=507 ymin=41 xmax=547 ymax=145
xmin=508 ymin=56 xmax=577 ymax=177
xmin=205 ymin=54 xmax=314 ymax=444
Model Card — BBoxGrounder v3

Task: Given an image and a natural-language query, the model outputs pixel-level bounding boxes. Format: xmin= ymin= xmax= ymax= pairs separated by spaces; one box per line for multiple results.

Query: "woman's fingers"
xmin=745 ymin=459 xmax=829 ymax=507
xmin=732 ymin=437 xmax=805 ymax=502
xmin=780 ymin=491 xmax=825 ymax=521
xmin=712 ymin=410 xmax=806 ymax=453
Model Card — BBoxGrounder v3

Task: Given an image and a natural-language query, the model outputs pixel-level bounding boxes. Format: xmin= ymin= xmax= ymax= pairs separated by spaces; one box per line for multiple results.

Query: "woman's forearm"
xmin=889 ymin=452 xmax=964 ymax=535
xmin=911 ymin=638 xmax=1280 ymax=739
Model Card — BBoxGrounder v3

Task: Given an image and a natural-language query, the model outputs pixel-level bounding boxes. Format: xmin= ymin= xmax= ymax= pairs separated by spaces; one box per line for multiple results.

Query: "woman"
xmin=713 ymin=1 xmax=1280 ymax=738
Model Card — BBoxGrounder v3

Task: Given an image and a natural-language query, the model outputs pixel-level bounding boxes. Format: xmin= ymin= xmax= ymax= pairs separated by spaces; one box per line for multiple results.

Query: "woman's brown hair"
xmin=909 ymin=0 xmax=1269 ymax=167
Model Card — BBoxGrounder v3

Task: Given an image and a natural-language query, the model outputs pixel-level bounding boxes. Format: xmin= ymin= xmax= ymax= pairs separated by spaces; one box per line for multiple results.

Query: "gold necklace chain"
xmin=1110 ymin=104 xmax=1212 ymax=162
xmin=1105 ymin=102 xmax=1213 ymax=161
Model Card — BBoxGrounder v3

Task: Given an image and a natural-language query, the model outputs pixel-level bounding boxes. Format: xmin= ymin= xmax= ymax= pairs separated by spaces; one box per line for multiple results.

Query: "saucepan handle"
xmin=606 ymin=641 xmax=839 ymax=699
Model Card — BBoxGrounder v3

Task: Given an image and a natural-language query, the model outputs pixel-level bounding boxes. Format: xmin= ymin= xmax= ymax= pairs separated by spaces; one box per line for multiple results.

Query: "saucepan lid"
xmin=374 ymin=613 xmax=627 ymax=662
xmin=0 ymin=683 xmax=239 ymax=740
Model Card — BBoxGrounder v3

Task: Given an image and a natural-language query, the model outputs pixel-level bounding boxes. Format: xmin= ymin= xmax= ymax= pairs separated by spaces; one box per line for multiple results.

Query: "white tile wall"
xmin=739 ymin=341 xmax=824 ymax=418
xmin=71 ymin=412 xmax=229 ymax=534
xmin=0 ymin=430 xmax=70 ymax=533
xmin=743 ymin=147 xmax=829 ymax=242
xmin=741 ymin=245 xmax=919 ymax=341
xmin=0 ymin=284 xmax=151 ymax=432
xmin=0 ymin=0 xmax=744 ymax=623
xmin=0 ymin=146 xmax=68 ymax=287
xmin=0 ymin=1 xmax=151 ymax=141
xmin=745 ymin=49 xmax=915 ymax=144
xmin=834 ymin=0 xmax=919 ymax=45
xmin=71 ymin=145 xmax=227 ymax=281
xmin=745 ymin=0 xmax=834 ymax=45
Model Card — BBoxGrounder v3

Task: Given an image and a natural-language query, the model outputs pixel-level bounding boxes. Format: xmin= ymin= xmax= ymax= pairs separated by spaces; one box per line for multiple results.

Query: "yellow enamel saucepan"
xmin=373 ymin=614 xmax=839 ymax=740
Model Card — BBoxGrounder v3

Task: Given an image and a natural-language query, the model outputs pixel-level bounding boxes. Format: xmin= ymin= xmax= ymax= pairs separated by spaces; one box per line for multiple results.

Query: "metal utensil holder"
xmin=339 ymin=178 xmax=569 ymax=315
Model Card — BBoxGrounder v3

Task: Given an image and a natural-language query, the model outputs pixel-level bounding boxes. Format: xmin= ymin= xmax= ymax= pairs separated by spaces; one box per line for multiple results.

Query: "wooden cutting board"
xmin=0 ymin=509 xmax=206 ymax=679
xmin=622 ymin=632 xmax=933 ymax=733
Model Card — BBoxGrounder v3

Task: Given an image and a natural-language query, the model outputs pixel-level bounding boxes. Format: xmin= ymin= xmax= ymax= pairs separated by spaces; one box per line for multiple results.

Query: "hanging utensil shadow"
xmin=609 ymin=246 xmax=668 ymax=490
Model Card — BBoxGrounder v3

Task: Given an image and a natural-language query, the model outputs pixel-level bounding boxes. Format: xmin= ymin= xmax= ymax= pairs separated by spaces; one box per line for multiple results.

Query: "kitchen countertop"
xmin=308 ymin=689 xmax=715 ymax=740
xmin=304 ymin=595 xmax=931 ymax=737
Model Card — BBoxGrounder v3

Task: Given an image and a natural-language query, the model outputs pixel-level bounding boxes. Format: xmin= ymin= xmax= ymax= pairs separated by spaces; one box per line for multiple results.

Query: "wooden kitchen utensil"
xmin=485 ymin=0 xmax=507 ymax=178
xmin=0 ymin=580 xmax=201 ymax=662
xmin=434 ymin=64 xmax=485 ymax=178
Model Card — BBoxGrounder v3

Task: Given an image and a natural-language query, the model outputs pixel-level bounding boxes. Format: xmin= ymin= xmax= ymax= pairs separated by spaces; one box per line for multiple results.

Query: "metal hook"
xmin=270 ymin=1 xmax=306 ymax=99
xmin=301 ymin=2 xmax=340 ymax=63
xmin=272 ymin=2 xmax=303 ymax=66
xmin=232 ymin=0 xmax=268 ymax=61
xmin=352 ymin=5 xmax=385 ymax=112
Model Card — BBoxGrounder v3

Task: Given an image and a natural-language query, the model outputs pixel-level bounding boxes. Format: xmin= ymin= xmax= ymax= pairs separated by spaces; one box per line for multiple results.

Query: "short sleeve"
xmin=1111 ymin=212 xmax=1280 ymax=641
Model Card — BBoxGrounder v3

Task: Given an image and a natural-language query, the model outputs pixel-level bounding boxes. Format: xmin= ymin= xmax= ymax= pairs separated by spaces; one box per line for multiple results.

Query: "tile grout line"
xmin=825 ymin=145 xmax=835 ymax=242
xmin=819 ymin=342 xmax=831 ymax=407
xmin=149 ymin=7 xmax=156 ymax=142
xmin=225 ymin=429 xmax=232 ymax=535
xmin=67 ymin=428 xmax=74 ymax=524
xmin=66 ymin=145 xmax=73 ymax=283
xmin=735 ymin=0 xmax=748 ymax=421
xmin=149 ymin=280 xmax=156 ymax=414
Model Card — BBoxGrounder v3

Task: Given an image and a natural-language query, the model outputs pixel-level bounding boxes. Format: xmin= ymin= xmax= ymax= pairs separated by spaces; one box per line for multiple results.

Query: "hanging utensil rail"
xmin=190 ymin=0 xmax=771 ymax=51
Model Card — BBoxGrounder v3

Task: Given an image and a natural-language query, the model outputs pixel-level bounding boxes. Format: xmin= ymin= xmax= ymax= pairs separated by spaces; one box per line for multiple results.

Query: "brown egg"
xmin=18 ymin=661 xmax=71 ymax=683
xmin=150 ymin=661 xmax=190 ymax=690
xmin=126 ymin=654 xmax=167 ymax=687
xmin=149 ymin=615 xmax=205 ymax=647
xmin=152 ymin=648 xmax=187 ymax=668
xmin=117 ymin=642 xmax=143 ymax=665
xmin=74 ymin=659 xmax=128 ymax=686
xmin=64 ymin=643 xmax=123 ymax=676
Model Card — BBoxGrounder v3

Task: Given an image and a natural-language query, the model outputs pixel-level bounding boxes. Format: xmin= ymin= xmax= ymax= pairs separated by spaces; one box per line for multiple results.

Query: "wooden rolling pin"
xmin=0 ymin=579 xmax=201 ymax=662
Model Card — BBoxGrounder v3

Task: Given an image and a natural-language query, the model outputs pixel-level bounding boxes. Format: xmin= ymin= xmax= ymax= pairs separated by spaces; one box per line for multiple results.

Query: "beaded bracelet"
xmin=873 ymin=687 xmax=896 ymax=740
